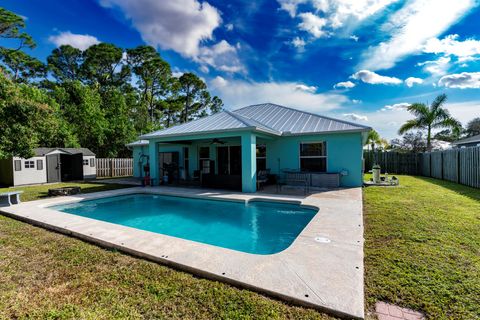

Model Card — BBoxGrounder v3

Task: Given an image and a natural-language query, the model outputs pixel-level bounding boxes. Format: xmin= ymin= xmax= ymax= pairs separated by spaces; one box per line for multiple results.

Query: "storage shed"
xmin=0 ymin=148 xmax=96 ymax=187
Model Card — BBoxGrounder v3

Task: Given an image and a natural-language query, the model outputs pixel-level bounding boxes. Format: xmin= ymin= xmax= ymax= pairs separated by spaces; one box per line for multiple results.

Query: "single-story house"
xmin=0 ymin=148 xmax=96 ymax=187
xmin=452 ymin=134 xmax=480 ymax=148
xmin=128 ymin=103 xmax=370 ymax=192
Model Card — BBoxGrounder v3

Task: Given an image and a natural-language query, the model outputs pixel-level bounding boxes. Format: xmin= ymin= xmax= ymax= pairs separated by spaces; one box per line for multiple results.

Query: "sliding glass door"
xmin=217 ymin=146 xmax=241 ymax=175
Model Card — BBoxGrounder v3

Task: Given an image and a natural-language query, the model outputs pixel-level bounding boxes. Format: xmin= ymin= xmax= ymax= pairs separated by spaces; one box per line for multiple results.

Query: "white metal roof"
xmin=126 ymin=140 xmax=149 ymax=147
xmin=140 ymin=103 xmax=370 ymax=140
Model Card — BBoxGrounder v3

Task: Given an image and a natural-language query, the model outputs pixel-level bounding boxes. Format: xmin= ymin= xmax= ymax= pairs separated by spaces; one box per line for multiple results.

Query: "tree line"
xmin=0 ymin=7 xmax=223 ymax=159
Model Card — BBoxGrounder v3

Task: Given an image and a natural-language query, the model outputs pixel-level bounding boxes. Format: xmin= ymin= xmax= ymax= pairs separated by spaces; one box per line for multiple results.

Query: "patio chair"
xmin=276 ymin=171 xmax=309 ymax=195
xmin=256 ymin=169 xmax=270 ymax=190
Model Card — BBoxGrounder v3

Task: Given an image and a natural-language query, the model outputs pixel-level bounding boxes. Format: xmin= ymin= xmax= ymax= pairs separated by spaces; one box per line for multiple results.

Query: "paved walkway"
xmin=376 ymin=302 xmax=425 ymax=320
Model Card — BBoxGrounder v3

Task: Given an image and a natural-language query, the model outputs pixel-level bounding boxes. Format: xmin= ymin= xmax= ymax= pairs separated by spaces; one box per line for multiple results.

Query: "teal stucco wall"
xmin=132 ymin=145 xmax=149 ymax=178
xmin=263 ymin=132 xmax=364 ymax=187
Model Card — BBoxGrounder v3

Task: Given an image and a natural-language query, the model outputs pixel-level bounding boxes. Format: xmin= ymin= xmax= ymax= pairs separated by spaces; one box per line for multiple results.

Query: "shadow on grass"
xmin=410 ymin=175 xmax=480 ymax=203
xmin=36 ymin=184 xmax=132 ymax=199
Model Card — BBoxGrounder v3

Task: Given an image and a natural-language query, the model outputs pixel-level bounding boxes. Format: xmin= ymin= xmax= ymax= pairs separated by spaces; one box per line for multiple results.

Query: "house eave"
xmin=140 ymin=126 xmax=281 ymax=141
xmin=281 ymin=127 xmax=371 ymax=137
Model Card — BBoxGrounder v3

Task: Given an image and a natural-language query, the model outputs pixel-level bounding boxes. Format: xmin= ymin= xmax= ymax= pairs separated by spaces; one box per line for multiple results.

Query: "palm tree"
xmin=398 ymin=94 xmax=461 ymax=151
xmin=366 ymin=129 xmax=388 ymax=165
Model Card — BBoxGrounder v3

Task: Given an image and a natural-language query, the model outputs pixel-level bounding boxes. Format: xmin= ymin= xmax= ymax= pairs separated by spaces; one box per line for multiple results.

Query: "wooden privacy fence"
xmin=96 ymin=158 xmax=133 ymax=178
xmin=364 ymin=146 xmax=480 ymax=189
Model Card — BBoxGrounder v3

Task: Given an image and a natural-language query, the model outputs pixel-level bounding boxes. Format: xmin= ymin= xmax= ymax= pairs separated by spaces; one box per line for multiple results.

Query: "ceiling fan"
xmin=210 ymin=138 xmax=225 ymax=145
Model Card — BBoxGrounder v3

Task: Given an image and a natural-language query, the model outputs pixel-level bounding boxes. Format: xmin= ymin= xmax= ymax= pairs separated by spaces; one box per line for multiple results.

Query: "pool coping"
xmin=0 ymin=186 xmax=364 ymax=319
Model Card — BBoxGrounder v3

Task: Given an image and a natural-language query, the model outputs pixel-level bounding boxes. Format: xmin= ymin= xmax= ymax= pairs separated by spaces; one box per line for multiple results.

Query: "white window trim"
xmin=256 ymin=144 xmax=267 ymax=170
xmin=198 ymin=146 xmax=211 ymax=174
xmin=299 ymin=141 xmax=327 ymax=172
xmin=24 ymin=160 xmax=35 ymax=169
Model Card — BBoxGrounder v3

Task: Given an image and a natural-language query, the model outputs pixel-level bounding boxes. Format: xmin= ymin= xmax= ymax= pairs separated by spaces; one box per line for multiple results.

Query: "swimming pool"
xmin=51 ymin=194 xmax=318 ymax=254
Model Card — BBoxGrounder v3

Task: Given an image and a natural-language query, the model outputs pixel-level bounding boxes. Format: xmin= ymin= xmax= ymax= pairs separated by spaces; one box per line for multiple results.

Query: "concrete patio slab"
xmin=0 ymin=186 xmax=364 ymax=319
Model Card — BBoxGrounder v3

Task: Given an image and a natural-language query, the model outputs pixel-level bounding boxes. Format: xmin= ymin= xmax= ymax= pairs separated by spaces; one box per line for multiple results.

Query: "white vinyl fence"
xmin=96 ymin=158 xmax=133 ymax=178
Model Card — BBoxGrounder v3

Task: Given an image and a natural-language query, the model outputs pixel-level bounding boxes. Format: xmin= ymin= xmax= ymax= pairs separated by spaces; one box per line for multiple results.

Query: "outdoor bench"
xmin=0 ymin=191 xmax=23 ymax=207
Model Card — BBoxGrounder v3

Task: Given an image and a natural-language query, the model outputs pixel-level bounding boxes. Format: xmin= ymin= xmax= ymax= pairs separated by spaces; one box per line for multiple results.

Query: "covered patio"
xmin=147 ymin=130 xmax=271 ymax=193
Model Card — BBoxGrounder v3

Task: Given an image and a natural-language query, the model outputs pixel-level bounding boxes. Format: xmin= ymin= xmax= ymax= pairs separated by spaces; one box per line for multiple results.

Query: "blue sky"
xmin=3 ymin=0 xmax=480 ymax=139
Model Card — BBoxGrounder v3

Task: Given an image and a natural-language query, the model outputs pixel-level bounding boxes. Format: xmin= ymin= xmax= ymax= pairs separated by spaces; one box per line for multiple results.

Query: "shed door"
xmin=46 ymin=154 xmax=61 ymax=183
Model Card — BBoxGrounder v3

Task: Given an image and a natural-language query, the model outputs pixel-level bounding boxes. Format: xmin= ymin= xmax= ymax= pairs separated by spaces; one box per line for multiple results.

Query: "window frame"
xmin=14 ymin=160 xmax=21 ymax=171
xmin=36 ymin=159 xmax=43 ymax=171
xmin=24 ymin=160 xmax=35 ymax=169
xmin=256 ymin=144 xmax=267 ymax=171
xmin=89 ymin=158 xmax=95 ymax=167
xmin=198 ymin=146 xmax=210 ymax=174
xmin=83 ymin=159 xmax=89 ymax=166
xmin=299 ymin=141 xmax=327 ymax=172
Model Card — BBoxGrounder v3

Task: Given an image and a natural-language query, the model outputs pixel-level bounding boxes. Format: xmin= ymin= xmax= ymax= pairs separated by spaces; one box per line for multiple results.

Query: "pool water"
xmin=52 ymin=194 xmax=317 ymax=254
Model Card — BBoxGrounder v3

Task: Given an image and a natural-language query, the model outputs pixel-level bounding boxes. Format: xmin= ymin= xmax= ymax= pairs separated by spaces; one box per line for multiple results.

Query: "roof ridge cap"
xmin=224 ymin=110 xmax=255 ymax=128
xmin=237 ymin=102 xmax=370 ymax=129
xmin=230 ymin=109 xmax=281 ymax=134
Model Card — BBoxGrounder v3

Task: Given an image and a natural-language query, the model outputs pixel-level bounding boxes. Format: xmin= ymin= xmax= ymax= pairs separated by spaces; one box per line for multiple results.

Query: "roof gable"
xmin=34 ymin=147 xmax=95 ymax=156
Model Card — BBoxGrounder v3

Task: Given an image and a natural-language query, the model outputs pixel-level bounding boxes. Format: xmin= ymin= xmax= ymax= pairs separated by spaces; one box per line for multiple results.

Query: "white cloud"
xmin=343 ymin=113 xmax=368 ymax=121
xmin=277 ymin=0 xmax=306 ymax=17
xmin=438 ymin=72 xmax=480 ymax=89
xmin=298 ymin=12 xmax=328 ymax=38
xmin=417 ymin=56 xmax=451 ymax=76
xmin=350 ymin=70 xmax=402 ymax=85
xmin=295 ymin=84 xmax=317 ymax=92
xmin=291 ymin=37 xmax=306 ymax=49
xmin=424 ymin=34 xmax=480 ymax=60
xmin=279 ymin=0 xmax=397 ymax=36
xmin=210 ymin=75 xmax=229 ymax=88
xmin=195 ymin=40 xmax=245 ymax=74
xmin=380 ymin=102 xmax=411 ymax=111
xmin=100 ymin=0 xmax=221 ymax=57
xmin=352 ymin=99 xmax=362 ymax=104
xmin=210 ymin=78 xmax=349 ymax=112
xmin=334 ymin=80 xmax=356 ymax=89
xmin=350 ymin=35 xmax=359 ymax=42
xmin=48 ymin=31 xmax=100 ymax=50
xmin=225 ymin=23 xmax=234 ymax=31
xmin=405 ymin=77 xmax=424 ymax=87
xmin=360 ymin=0 xmax=476 ymax=70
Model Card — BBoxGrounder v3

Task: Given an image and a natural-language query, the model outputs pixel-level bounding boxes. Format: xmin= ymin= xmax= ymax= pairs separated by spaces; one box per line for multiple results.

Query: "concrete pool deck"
xmin=0 ymin=186 xmax=364 ymax=319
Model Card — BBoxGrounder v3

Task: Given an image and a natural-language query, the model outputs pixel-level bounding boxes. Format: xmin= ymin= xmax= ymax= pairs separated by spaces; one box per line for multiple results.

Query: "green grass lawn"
xmin=1 ymin=176 xmax=479 ymax=319
xmin=363 ymin=175 xmax=480 ymax=319
xmin=0 ymin=181 xmax=131 ymax=202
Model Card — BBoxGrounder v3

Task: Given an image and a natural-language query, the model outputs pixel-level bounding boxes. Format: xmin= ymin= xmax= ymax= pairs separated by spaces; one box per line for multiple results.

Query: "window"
xmin=199 ymin=147 xmax=210 ymax=174
xmin=37 ymin=160 xmax=43 ymax=170
xmin=299 ymin=142 xmax=326 ymax=172
xmin=256 ymin=144 xmax=267 ymax=171
xmin=14 ymin=160 xmax=21 ymax=171
xmin=89 ymin=158 xmax=95 ymax=167
xmin=25 ymin=160 xmax=35 ymax=169
xmin=83 ymin=159 xmax=89 ymax=165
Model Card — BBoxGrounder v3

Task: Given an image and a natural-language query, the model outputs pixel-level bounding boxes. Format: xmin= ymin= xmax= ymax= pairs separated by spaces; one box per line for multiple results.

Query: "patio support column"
xmin=241 ymin=132 xmax=257 ymax=192
xmin=148 ymin=141 xmax=159 ymax=186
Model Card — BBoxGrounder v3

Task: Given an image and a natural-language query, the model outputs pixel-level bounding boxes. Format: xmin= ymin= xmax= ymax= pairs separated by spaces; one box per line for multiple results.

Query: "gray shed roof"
xmin=452 ymin=134 xmax=480 ymax=145
xmin=140 ymin=103 xmax=370 ymax=140
xmin=34 ymin=147 xmax=95 ymax=156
